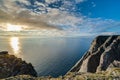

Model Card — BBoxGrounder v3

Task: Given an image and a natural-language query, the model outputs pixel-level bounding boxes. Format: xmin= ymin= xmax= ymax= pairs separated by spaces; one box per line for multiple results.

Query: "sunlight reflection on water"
xmin=0 ymin=36 xmax=93 ymax=77
xmin=9 ymin=37 xmax=21 ymax=57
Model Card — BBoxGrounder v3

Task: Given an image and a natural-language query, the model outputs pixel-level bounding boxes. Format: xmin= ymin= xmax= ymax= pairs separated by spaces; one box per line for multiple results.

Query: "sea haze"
xmin=0 ymin=36 xmax=93 ymax=77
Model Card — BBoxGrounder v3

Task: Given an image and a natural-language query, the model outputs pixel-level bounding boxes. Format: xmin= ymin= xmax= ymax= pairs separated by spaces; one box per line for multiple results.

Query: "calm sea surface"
xmin=0 ymin=36 xmax=93 ymax=77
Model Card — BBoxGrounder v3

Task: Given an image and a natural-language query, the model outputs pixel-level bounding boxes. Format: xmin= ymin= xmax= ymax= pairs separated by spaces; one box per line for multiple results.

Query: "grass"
xmin=1 ymin=68 xmax=120 ymax=80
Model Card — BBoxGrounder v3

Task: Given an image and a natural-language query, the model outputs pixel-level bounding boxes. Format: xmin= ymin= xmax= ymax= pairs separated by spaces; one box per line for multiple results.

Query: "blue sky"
xmin=0 ymin=0 xmax=120 ymax=36
xmin=78 ymin=0 xmax=120 ymax=20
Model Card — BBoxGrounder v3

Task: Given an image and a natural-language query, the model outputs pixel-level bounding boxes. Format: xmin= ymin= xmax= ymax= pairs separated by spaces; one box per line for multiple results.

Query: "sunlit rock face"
xmin=0 ymin=51 xmax=37 ymax=79
xmin=70 ymin=35 xmax=120 ymax=73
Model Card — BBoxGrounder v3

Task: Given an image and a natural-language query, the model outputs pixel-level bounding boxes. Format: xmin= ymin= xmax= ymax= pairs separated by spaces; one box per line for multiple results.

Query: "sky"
xmin=0 ymin=0 xmax=120 ymax=36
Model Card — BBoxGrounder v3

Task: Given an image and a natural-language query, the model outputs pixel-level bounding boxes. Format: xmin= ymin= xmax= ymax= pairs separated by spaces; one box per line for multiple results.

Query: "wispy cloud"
xmin=0 ymin=0 xmax=120 ymax=37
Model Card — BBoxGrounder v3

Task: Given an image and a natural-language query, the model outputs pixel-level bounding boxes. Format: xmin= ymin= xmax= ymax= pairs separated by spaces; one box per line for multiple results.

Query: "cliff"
xmin=0 ymin=51 xmax=37 ymax=79
xmin=70 ymin=35 xmax=120 ymax=73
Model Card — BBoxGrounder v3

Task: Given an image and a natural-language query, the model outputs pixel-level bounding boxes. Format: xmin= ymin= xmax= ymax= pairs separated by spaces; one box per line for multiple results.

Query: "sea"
xmin=0 ymin=36 xmax=94 ymax=77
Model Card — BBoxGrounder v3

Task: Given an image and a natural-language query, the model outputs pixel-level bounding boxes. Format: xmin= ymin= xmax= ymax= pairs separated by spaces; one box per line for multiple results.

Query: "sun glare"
xmin=10 ymin=37 xmax=20 ymax=54
xmin=7 ymin=23 xmax=22 ymax=31
xmin=9 ymin=37 xmax=22 ymax=58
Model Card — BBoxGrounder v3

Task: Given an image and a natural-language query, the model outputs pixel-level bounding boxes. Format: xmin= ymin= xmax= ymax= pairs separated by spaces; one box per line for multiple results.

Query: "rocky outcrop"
xmin=0 ymin=51 xmax=37 ymax=79
xmin=70 ymin=35 xmax=120 ymax=73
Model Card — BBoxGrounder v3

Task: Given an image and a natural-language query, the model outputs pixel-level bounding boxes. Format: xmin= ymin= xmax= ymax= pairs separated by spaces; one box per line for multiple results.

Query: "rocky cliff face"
xmin=70 ymin=35 xmax=120 ymax=73
xmin=0 ymin=51 xmax=37 ymax=79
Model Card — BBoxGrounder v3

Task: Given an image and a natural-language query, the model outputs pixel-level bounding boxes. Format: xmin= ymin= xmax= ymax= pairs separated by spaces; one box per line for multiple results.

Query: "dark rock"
xmin=0 ymin=51 xmax=8 ymax=55
xmin=108 ymin=60 xmax=120 ymax=68
xmin=0 ymin=51 xmax=37 ymax=79
xmin=70 ymin=35 xmax=120 ymax=73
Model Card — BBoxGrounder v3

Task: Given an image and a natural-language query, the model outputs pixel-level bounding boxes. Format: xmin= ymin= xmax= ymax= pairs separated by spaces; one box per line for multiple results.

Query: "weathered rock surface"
xmin=0 ymin=51 xmax=37 ymax=79
xmin=70 ymin=35 xmax=120 ymax=73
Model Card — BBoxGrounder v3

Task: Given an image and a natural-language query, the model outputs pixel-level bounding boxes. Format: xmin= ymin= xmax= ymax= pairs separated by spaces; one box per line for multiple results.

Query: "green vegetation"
xmin=1 ymin=68 xmax=120 ymax=80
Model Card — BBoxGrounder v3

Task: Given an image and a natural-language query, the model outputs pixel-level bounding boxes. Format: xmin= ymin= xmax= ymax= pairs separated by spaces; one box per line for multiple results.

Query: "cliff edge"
xmin=70 ymin=35 xmax=120 ymax=73
xmin=0 ymin=51 xmax=37 ymax=79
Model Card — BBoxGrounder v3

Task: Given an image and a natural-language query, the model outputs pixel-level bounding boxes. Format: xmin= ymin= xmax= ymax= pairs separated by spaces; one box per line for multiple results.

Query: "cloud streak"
xmin=0 ymin=0 xmax=120 ymax=36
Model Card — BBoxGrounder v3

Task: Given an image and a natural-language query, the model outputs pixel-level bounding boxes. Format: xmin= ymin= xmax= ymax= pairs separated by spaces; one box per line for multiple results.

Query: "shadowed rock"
xmin=0 ymin=51 xmax=8 ymax=55
xmin=0 ymin=51 xmax=37 ymax=79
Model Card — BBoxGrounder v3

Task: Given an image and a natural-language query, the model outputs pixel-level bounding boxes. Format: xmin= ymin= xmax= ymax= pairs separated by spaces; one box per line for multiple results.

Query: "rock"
xmin=70 ymin=35 xmax=120 ymax=73
xmin=0 ymin=51 xmax=8 ymax=55
xmin=0 ymin=51 xmax=37 ymax=79
xmin=107 ymin=60 xmax=120 ymax=69
xmin=97 ymin=36 xmax=120 ymax=71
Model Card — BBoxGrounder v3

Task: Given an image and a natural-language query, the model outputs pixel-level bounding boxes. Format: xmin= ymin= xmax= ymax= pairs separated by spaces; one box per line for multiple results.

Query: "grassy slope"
xmin=1 ymin=68 xmax=120 ymax=80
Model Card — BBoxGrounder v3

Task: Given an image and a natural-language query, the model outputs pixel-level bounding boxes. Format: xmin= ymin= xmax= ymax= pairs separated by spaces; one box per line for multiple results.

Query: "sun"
xmin=7 ymin=23 xmax=22 ymax=31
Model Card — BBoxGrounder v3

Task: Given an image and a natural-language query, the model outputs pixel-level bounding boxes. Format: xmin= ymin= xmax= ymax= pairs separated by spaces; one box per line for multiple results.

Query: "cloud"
xmin=0 ymin=0 xmax=85 ymax=31
xmin=43 ymin=10 xmax=120 ymax=34
xmin=75 ymin=0 xmax=86 ymax=3
xmin=0 ymin=0 xmax=86 ymax=14
xmin=0 ymin=0 xmax=120 ymax=37
xmin=45 ymin=0 xmax=57 ymax=4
